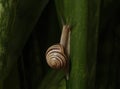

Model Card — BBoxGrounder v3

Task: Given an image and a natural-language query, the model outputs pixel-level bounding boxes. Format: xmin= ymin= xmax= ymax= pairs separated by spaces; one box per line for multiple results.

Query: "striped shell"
xmin=46 ymin=44 xmax=67 ymax=69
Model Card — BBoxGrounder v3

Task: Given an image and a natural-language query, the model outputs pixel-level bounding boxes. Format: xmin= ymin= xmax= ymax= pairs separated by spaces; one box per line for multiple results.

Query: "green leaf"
xmin=55 ymin=0 xmax=101 ymax=89
xmin=38 ymin=70 xmax=66 ymax=89
xmin=0 ymin=0 xmax=49 ymax=88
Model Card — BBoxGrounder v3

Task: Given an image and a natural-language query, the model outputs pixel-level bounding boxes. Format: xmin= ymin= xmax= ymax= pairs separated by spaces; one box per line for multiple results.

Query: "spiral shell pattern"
xmin=46 ymin=44 xmax=67 ymax=69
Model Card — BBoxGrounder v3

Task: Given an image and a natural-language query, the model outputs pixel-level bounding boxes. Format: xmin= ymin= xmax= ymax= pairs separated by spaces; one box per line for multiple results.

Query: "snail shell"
xmin=46 ymin=44 xmax=67 ymax=69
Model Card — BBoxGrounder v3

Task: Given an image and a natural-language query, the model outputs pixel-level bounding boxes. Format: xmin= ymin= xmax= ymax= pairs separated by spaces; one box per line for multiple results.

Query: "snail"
xmin=45 ymin=25 xmax=70 ymax=80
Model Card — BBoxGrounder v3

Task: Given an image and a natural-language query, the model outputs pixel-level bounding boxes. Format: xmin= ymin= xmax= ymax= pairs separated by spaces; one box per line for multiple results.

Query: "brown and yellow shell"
xmin=45 ymin=44 xmax=67 ymax=69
